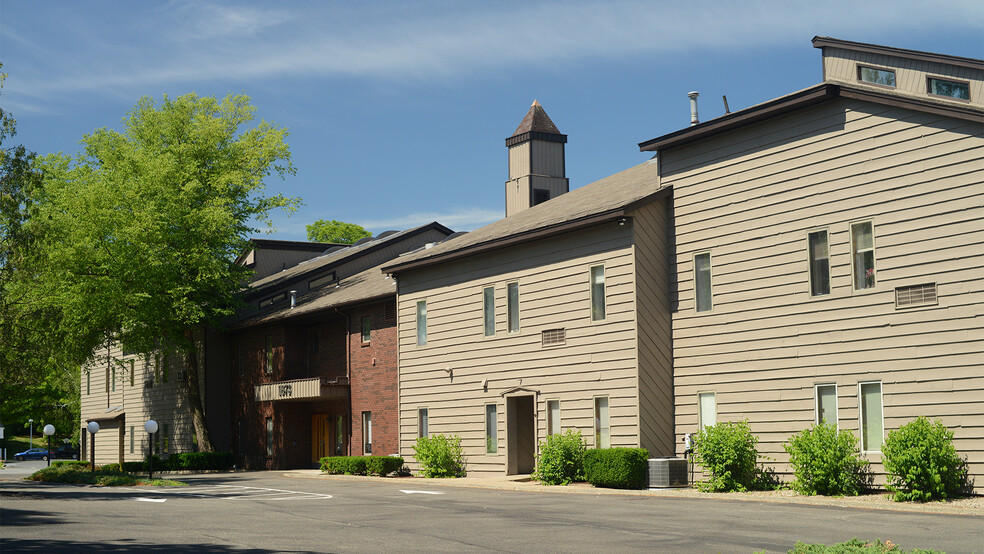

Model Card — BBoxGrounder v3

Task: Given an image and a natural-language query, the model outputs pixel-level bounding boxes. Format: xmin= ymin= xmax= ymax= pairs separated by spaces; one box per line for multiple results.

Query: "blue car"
xmin=14 ymin=448 xmax=51 ymax=461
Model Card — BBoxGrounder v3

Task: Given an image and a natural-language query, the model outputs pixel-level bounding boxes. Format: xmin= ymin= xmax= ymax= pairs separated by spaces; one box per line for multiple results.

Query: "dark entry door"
xmin=506 ymin=395 xmax=536 ymax=474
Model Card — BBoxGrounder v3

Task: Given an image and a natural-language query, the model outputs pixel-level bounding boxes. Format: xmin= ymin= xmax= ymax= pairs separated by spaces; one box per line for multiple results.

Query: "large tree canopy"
xmin=306 ymin=219 xmax=370 ymax=244
xmin=28 ymin=93 xmax=298 ymax=449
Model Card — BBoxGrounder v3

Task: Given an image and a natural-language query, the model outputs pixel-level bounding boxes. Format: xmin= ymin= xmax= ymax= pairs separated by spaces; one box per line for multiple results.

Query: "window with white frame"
xmin=698 ymin=392 xmax=716 ymax=430
xmin=362 ymin=411 xmax=372 ymax=454
xmin=594 ymin=397 xmax=610 ymax=448
xmin=361 ymin=316 xmax=371 ymax=344
xmin=694 ymin=253 xmax=712 ymax=312
xmin=851 ymin=222 xmax=876 ymax=290
xmin=485 ymin=404 xmax=498 ymax=453
xmin=483 ymin=286 xmax=495 ymax=337
xmin=859 ymin=382 xmax=883 ymax=452
xmin=547 ymin=400 xmax=561 ymax=436
xmin=590 ymin=265 xmax=606 ymax=321
xmin=418 ymin=408 xmax=428 ymax=438
xmin=815 ymin=384 xmax=837 ymax=426
xmin=507 ymin=282 xmax=520 ymax=333
xmin=416 ymin=300 xmax=427 ymax=345
xmin=808 ymin=230 xmax=830 ymax=296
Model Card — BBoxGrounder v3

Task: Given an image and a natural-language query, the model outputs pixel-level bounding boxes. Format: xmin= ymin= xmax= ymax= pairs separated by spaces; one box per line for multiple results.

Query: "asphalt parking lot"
xmin=1 ymin=471 xmax=981 ymax=553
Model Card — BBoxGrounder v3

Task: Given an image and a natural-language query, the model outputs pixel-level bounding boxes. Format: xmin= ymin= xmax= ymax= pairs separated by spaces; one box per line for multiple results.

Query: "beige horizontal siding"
xmin=397 ymin=223 xmax=643 ymax=474
xmin=664 ymin=97 xmax=984 ymax=491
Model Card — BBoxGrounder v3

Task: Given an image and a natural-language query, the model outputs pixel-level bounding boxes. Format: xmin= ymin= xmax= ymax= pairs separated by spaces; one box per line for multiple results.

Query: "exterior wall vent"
xmin=541 ymin=328 xmax=566 ymax=346
xmin=895 ymin=283 xmax=937 ymax=308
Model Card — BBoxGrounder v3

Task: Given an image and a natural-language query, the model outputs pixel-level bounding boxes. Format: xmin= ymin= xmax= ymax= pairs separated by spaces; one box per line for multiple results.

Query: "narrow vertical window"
xmin=547 ymin=400 xmax=561 ymax=436
xmin=418 ymin=408 xmax=428 ymax=438
xmin=507 ymin=282 xmax=520 ymax=333
xmin=111 ymin=365 xmax=116 ymax=392
xmin=335 ymin=416 xmax=345 ymax=456
xmin=483 ymin=286 xmax=495 ymax=337
xmin=86 ymin=371 xmax=90 ymax=395
xmin=416 ymin=300 xmax=427 ymax=345
xmin=694 ymin=253 xmax=712 ymax=312
xmin=485 ymin=404 xmax=498 ymax=453
xmin=162 ymin=356 xmax=169 ymax=383
xmin=815 ymin=384 xmax=837 ymax=426
xmin=129 ymin=359 xmax=135 ymax=387
xmin=265 ymin=336 xmax=274 ymax=373
xmin=155 ymin=355 xmax=161 ymax=382
xmin=361 ymin=316 xmax=371 ymax=344
xmin=362 ymin=411 xmax=372 ymax=454
xmin=265 ymin=417 xmax=274 ymax=456
xmin=594 ymin=397 xmax=610 ymax=448
xmin=590 ymin=265 xmax=606 ymax=321
xmin=698 ymin=392 xmax=716 ymax=430
xmin=162 ymin=424 xmax=170 ymax=454
xmin=808 ymin=231 xmax=830 ymax=296
xmin=860 ymin=382 xmax=884 ymax=452
xmin=852 ymin=222 xmax=876 ymax=290
xmin=129 ymin=426 xmax=135 ymax=454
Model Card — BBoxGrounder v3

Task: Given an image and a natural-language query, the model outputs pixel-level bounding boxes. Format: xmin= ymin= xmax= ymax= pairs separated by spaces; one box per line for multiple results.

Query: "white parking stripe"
xmin=140 ymin=484 xmax=332 ymax=501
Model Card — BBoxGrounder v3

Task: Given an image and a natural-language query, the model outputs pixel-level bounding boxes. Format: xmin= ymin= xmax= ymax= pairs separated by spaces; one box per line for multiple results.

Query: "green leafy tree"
xmin=29 ymin=93 xmax=298 ymax=451
xmin=306 ymin=219 xmax=370 ymax=244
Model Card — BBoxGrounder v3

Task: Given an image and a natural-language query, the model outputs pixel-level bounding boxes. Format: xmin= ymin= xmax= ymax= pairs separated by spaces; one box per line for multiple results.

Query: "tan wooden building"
xmin=386 ymin=38 xmax=984 ymax=490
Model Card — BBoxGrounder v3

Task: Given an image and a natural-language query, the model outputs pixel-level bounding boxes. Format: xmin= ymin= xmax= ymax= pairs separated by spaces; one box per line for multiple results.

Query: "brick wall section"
xmin=349 ymin=299 xmax=399 ymax=457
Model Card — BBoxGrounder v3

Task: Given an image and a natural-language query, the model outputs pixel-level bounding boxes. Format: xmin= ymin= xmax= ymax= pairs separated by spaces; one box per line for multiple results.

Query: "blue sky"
xmin=2 ymin=1 xmax=981 ymax=240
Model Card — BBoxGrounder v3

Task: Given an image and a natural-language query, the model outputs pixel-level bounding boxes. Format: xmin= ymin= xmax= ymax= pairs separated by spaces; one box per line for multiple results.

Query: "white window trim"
xmin=697 ymin=391 xmax=716 ymax=430
xmin=858 ymin=381 xmax=884 ymax=454
xmin=593 ymin=395 xmax=610 ymax=449
xmin=850 ymin=220 xmax=877 ymax=293
xmin=814 ymin=383 xmax=838 ymax=428
xmin=694 ymin=252 xmax=712 ymax=313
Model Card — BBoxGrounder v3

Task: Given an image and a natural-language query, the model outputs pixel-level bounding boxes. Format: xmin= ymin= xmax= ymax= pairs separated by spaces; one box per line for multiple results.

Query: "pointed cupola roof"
xmin=506 ymin=100 xmax=567 ymax=147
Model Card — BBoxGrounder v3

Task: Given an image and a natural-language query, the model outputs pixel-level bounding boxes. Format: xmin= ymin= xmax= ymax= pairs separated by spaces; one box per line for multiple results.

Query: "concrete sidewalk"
xmin=284 ymin=469 xmax=984 ymax=516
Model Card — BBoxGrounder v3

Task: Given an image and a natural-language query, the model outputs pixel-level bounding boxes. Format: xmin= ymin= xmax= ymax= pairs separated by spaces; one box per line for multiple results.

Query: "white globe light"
xmin=43 ymin=424 xmax=55 ymax=436
xmin=145 ymin=420 xmax=159 ymax=434
xmin=87 ymin=421 xmax=100 ymax=434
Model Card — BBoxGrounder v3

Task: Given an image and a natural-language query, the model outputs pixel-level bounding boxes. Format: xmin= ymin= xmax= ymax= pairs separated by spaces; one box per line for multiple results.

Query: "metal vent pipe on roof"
xmin=688 ymin=91 xmax=700 ymax=126
xmin=289 ymin=290 xmax=297 ymax=308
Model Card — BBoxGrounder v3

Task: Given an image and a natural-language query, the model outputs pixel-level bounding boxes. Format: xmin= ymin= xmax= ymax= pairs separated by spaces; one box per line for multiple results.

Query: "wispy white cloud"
xmin=7 ymin=0 xmax=982 ymax=102
xmin=358 ymin=207 xmax=503 ymax=233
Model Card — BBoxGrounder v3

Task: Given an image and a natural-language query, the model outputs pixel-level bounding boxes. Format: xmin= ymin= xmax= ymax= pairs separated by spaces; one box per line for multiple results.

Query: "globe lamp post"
xmin=43 ymin=424 xmax=55 ymax=467
xmin=145 ymin=420 xmax=158 ymax=480
xmin=86 ymin=421 xmax=100 ymax=472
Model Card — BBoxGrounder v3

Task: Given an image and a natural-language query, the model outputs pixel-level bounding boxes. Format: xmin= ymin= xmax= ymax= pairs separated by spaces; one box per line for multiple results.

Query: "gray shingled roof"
xmin=236 ymin=263 xmax=395 ymax=328
xmin=383 ymin=160 xmax=664 ymax=273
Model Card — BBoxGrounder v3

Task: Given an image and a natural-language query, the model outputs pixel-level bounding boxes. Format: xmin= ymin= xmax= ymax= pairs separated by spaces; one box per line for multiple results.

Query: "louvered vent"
xmin=895 ymin=283 xmax=937 ymax=308
xmin=385 ymin=303 xmax=396 ymax=321
xmin=541 ymin=328 xmax=566 ymax=346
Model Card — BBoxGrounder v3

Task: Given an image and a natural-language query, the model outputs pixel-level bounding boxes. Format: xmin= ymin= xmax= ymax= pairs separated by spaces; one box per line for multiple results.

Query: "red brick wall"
xmin=349 ymin=300 xmax=399 ymax=457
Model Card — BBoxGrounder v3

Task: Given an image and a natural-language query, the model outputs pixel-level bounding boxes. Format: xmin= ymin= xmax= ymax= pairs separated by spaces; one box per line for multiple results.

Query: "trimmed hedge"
xmin=168 ymin=451 xmax=235 ymax=471
xmin=320 ymin=456 xmax=404 ymax=476
xmin=52 ymin=460 xmax=91 ymax=469
xmin=583 ymin=448 xmax=650 ymax=489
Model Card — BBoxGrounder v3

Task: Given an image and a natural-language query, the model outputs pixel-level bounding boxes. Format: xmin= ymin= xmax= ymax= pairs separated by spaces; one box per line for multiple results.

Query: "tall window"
xmin=418 ymin=408 xmax=428 ymax=438
xmin=859 ymin=382 xmax=884 ymax=452
xmin=485 ymin=404 xmax=498 ymax=453
xmin=265 ymin=417 xmax=274 ymax=456
xmin=594 ymin=397 xmax=610 ymax=448
xmin=808 ymin=231 xmax=830 ymax=296
xmin=507 ymin=282 xmax=520 ymax=333
xmin=86 ymin=370 xmax=90 ymax=395
xmin=130 ymin=359 xmax=135 ymax=387
xmin=483 ymin=286 xmax=495 ymax=337
xmin=162 ymin=423 xmax=170 ymax=454
xmin=334 ymin=416 xmax=345 ymax=456
xmin=129 ymin=426 xmax=135 ymax=454
xmin=162 ymin=356 xmax=169 ymax=383
xmin=155 ymin=355 xmax=162 ymax=383
xmin=361 ymin=316 xmax=371 ymax=344
xmin=111 ymin=365 xmax=116 ymax=392
xmin=698 ymin=392 xmax=716 ymax=430
xmin=547 ymin=400 xmax=561 ymax=436
xmin=362 ymin=411 xmax=372 ymax=454
xmin=852 ymin=222 xmax=876 ymax=290
xmin=815 ymin=384 xmax=837 ymax=426
xmin=694 ymin=253 xmax=712 ymax=312
xmin=416 ymin=300 xmax=427 ymax=345
xmin=590 ymin=265 xmax=606 ymax=321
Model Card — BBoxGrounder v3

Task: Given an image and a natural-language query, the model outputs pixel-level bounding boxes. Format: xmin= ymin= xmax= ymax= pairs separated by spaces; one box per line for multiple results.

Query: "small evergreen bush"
xmin=413 ymin=434 xmax=466 ymax=478
xmin=365 ymin=456 xmax=404 ymax=476
xmin=691 ymin=420 xmax=765 ymax=492
xmin=320 ymin=456 xmax=404 ymax=476
xmin=100 ymin=463 xmax=123 ymax=472
xmin=784 ymin=423 xmax=871 ymax=496
xmin=582 ymin=448 xmax=649 ymax=489
xmin=532 ymin=430 xmax=587 ymax=485
xmin=168 ymin=451 xmax=234 ymax=470
xmin=52 ymin=460 xmax=91 ymax=469
xmin=882 ymin=417 xmax=968 ymax=502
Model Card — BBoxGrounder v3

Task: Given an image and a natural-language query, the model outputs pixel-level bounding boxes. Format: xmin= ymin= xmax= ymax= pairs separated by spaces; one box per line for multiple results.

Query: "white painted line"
xmin=400 ymin=490 xmax=444 ymax=495
xmin=134 ymin=498 xmax=167 ymax=503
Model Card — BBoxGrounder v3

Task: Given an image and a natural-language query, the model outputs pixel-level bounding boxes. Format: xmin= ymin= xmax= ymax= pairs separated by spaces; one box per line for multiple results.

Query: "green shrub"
xmin=882 ymin=417 xmax=968 ymax=502
xmin=691 ymin=420 xmax=765 ymax=492
xmin=100 ymin=463 xmax=123 ymax=472
xmin=52 ymin=460 xmax=91 ymax=469
xmin=532 ymin=430 xmax=587 ymax=485
xmin=121 ymin=461 xmax=147 ymax=473
xmin=365 ymin=456 xmax=404 ymax=476
xmin=413 ymin=434 xmax=466 ymax=478
xmin=27 ymin=463 xmax=185 ymax=486
xmin=320 ymin=456 xmax=369 ymax=475
xmin=784 ymin=423 xmax=871 ymax=496
xmin=168 ymin=451 xmax=234 ymax=471
xmin=582 ymin=448 xmax=649 ymax=489
xmin=789 ymin=537 xmax=942 ymax=553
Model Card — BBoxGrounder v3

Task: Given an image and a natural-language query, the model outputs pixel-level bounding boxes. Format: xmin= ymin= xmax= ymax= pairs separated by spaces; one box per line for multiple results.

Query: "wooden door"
xmin=311 ymin=414 xmax=331 ymax=463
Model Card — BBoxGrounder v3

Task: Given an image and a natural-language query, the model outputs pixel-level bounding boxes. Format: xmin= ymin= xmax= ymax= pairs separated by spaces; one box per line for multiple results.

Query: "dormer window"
xmin=309 ymin=271 xmax=337 ymax=290
xmin=858 ymin=65 xmax=895 ymax=88
xmin=259 ymin=292 xmax=287 ymax=309
xmin=928 ymin=77 xmax=970 ymax=100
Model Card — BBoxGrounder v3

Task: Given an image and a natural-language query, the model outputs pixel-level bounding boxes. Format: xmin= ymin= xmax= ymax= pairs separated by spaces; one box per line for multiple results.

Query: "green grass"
xmin=27 ymin=463 xmax=187 ymax=487
xmin=787 ymin=537 xmax=943 ymax=553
